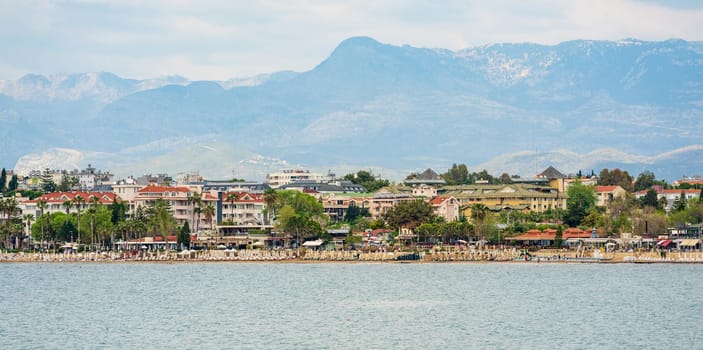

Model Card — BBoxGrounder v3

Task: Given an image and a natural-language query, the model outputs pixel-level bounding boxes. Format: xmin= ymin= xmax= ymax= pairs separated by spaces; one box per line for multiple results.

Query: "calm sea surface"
xmin=0 ymin=262 xmax=701 ymax=349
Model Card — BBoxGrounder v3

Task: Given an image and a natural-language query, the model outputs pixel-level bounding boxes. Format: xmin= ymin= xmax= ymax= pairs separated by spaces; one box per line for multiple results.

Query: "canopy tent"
xmin=302 ymin=239 xmax=324 ymax=247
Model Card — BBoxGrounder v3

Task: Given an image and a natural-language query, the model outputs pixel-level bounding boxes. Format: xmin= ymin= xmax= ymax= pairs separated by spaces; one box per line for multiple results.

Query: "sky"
xmin=1 ymin=0 xmax=702 ymax=81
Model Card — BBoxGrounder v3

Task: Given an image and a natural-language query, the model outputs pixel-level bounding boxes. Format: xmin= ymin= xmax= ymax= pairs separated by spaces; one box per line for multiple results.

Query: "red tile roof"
xmin=662 ymin=189 xmax=700 ymax=195
xmin=635 ymin=188 xmax=700 ymax=196
xmin=596 ymin=186 xmax=619 ymax=192
xmin=224 ymin=191 xmax=264 ymax=203
xmin=25 ymin=191 xmax=119 ymax=204
xmin=370 ymin=229 xmax=392 ymax=237
xmin=429 ymin=196 xmax=448 ymax=205
xmin=507 ymin=228 xmax=588 ymax=241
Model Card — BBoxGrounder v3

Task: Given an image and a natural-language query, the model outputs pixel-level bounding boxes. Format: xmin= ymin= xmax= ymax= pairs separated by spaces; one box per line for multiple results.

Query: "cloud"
xmin=0 ymin=0 xmax=702 ymax=80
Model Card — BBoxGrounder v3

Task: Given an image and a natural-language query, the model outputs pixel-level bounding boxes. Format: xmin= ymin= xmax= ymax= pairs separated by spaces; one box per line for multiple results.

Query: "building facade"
xmin=264 ymin=170 xmax=334 ymax=188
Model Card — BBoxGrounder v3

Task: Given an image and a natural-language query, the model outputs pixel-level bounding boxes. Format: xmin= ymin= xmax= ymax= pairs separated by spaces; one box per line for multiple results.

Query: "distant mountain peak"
xmin=2 ymin=37 xmax=703 ymax=181
xmin=336 ymin=36 xmax=383 ymax=48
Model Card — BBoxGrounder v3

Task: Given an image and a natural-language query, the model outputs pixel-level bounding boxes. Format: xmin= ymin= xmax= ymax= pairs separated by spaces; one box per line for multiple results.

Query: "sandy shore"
xmin=3 ymin=249 xmax=703 ymax=264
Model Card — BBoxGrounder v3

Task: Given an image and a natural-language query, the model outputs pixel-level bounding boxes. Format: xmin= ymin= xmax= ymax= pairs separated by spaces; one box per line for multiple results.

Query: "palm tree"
xmin=194 ymin=205 xmax=202 ymax=233
xmin=470 ymin=203 xmax=488 ymax=242
xmin=148 ymin=199 xmax=176 ymax=250
xmin=37 ymin=199 xmax=47 ymax=251
xmin=188 ymin=191 xmax=202 ymax=232
xmin=73 ymin=195 xmax=85 ymax=244
xmin=226 ymin=193 xmax=239 ymax=224
xmin=203 ymin=204 xmax=216 ymax=231
xmin=62 ymin=200 xmax=73 ymax=241
xmin=23 ymin=214 xmax=33 ymax=250
xmin=0 ymin=198 xmax=20 ymax=249
xmin=263 ymin=189 xmax=277 ymax=225
xmin=89 ymin=196 xmax=100 ymax=250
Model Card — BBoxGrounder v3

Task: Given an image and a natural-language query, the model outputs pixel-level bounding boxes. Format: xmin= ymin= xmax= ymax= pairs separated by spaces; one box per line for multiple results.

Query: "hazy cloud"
xmin=0 ymin=0 xmax=701 ymax=80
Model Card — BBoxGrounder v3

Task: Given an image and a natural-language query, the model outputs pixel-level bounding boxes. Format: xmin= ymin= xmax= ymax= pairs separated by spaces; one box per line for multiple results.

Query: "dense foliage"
xmin=342 ymin=170 xmax=390 ymax=192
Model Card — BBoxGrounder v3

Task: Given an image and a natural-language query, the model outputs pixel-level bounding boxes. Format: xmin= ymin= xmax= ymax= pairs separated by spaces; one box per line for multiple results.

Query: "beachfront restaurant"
xmin=564 ymin=238 xmax=623 ymax=251
xmin=505 ymin=230 xmax=555 ymax=247
xmin=676 ymin=239 xmax=700 ymax=251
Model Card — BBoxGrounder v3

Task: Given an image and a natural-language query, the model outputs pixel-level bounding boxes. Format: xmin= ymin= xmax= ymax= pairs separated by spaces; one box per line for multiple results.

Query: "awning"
xmin=302 ymin=239 xmax=324 ymax=247
xmin=680 ymin=239 xmax=699 ymax=247
xmin=658 ymin=240 xmax=673 ymax=247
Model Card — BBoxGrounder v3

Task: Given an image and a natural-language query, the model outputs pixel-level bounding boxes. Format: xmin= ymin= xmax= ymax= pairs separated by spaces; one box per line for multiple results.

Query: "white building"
xmin=112 ymin=178 xmax=142 ymax=202
xmin=264 ymin=169 xmax=334 ymax=188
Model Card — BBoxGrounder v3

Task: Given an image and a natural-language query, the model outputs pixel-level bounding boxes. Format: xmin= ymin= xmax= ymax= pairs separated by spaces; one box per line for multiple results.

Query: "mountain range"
xmin=1 ymin=36 xmax=702 ymax=181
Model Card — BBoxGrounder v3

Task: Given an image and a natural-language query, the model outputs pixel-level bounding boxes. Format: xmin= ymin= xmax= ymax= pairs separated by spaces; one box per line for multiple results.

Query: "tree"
xmin=382 ymin=200 xmax=436 ymax=232
xmin=499 ymin=173 xmax=512 ymax=184
xmin=673 ymin=191 xmax=688 ymax=212
xmin=109 ymin=197 xmax=127 ymax=225
xmin=23 ymin=214 xmax=33 ymax=250
xmin=73 ymin=195 xmax=85 ymax=243
xmin=274 ymin=191 xmax=327 ymax=249
xmin=470 ymin=204 xmax=489 ymax=241
xmin=641 ymin=188 xmax=659 ymax=209
xmin=37 ymin=199 xmax=47 ymax=249
xmin=283 ymin=214 xmax=323 ymax=252
xmin=226 ymin=193 xmax=239 ymax=224
xmin=581 ymin=209 xmax=604 ymax=233
xmin=605 ymin=193 xmax=636 ymax=234
xmin=57 ymin=174 xmax=75 ymax=192
xmin=343 ymin=170 xmax=389 ymax=192
xmin=344 ymin=203 xmax=370 ymax=222
xmin=276 ymin=190 xmax=325 ymax=218
xmin=146 ymin=198 xmax=177 ymax=245
xmin=634 ymin=171 xmax=657 ymax=192
xmin=554 ymin=225 xmax=563 ymax=248
xmin=88 ymin=196 xmax=101 ymax=248
xmin=41 ymin=179 xmax=57 ymax=193
xmin=0 ymin=168 xmax=6 ymax=193
xmin=188 ymin=191 xmax=202 ymax=232
xmin=564 ymin=182 xmax=597 ymax=227
xmin=55 ymin=215 xmax=77 ymax=243
xmin=202 ymin=203 xmax=216 ymax=230
xmin=8 ymin=175 xmax=18 ymax=192
xmin=441 ymin=164 xmax=469 ymax=185
xmin=263 ymin=189 xmax=278 ymax=225
xmin=178 ymin=221 xmax=191 ymax=250
xmin=0 ymin=197 xmax=21 ymax=249
xmin=598 ymin=168 xmax=634 ymax=192
xmin=62 ymin=200 xmax=74 ymax=241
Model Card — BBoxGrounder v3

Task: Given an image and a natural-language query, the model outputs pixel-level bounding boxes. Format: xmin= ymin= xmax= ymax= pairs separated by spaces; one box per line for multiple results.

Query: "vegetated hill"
xmin=4 ymin=37 xmax=703 ymax=180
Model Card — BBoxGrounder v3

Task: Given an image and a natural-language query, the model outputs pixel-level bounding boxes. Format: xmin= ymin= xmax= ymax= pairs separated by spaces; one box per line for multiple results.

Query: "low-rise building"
xmin=595 ymin=185 xmax=627 ymax=207
xmin=357 ymin=193 xmax=415 ymax=219
xmin=672 ymin=176 xmax=703 ymax=188
xmin=265 ymin=169 xmax=334 ymax=188
xmin=442 ymin=183 xmax=567 ymax=215
xmin=132 ymin=185 xmax=218 ymax=230
xmin=21 ymin=191 xmax=119 ymax=219
xmin=634 ymin=187 xmax=700 ymax=211
xmin=278 ymin=180 xmax=366 ymax=194
xmin=220 ymin=191 xmax=267 ymax=226
xmin=429 ymin=196 xmax=460 ymax=222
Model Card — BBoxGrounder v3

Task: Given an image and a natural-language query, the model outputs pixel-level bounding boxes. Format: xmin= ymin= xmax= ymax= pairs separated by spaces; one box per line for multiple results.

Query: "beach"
xmin=3 ymin=248 xmax=703 ymax=263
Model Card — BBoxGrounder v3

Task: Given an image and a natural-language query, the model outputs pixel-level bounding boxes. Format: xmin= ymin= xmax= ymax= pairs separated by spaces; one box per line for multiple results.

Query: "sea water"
xmin=0 ymin=263 xmax=701 ymax=349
